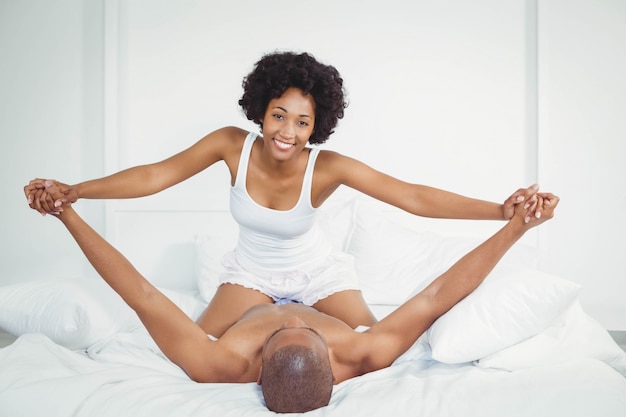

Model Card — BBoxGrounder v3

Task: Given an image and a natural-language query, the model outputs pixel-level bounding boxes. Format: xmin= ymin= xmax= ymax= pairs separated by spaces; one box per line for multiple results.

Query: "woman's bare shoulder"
xmin=316 ymin=149 xmax=366 ymax=170
xmin=206 ymin=126 xmax=250 ymax=146
xmin=191 ymin=126 xmax=250 ymax=164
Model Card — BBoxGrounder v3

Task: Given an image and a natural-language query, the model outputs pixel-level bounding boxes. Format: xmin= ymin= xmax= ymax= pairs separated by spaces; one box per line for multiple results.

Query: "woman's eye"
xmin=298 ymin=121 xmax=309 ymax=127
xmin=273 ymin=114 xmax=284 ymax=120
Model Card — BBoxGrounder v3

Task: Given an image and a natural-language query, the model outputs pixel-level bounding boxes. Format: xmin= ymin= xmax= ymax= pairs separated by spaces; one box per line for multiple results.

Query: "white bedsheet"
xmin=2 ymin=201 xmax=626 ymax=416
xmin=1 ymin=333 xmax=625 ymax=417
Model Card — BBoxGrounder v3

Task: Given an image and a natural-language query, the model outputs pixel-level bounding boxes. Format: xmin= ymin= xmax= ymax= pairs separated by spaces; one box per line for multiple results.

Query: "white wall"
xmin=537 ymin=0 xmax=626 ymax=329
xmin=2 ymin=0 xmax=624 ymax=329
xmin=105 ymin=0 xmax=533 ymax=291
xmin=0 ymin=0 xmax=105 ymax=282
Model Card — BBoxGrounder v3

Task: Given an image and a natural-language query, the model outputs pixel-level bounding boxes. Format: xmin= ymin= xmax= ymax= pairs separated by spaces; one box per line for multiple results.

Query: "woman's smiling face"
xmin=261 ymin=87 xmax=316 ymax=159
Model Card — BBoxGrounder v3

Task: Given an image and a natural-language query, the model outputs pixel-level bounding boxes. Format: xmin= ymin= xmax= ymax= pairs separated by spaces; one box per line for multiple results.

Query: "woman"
xmin=25 ymin=51 xmax=540 ymax=337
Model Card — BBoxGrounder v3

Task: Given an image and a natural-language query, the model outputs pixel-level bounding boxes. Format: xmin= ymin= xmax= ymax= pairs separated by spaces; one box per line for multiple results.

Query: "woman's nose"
xmin=280 ymin=123 xmax=295 ymax=139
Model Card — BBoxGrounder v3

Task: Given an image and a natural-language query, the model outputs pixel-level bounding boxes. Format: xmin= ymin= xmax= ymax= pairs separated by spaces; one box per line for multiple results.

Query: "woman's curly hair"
xmin=238 ymin=51 xmax=347 ymax=145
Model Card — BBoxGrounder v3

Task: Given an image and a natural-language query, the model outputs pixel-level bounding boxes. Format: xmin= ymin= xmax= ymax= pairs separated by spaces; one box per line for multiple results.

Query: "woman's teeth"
xmin=274 ymin=139 xmax=293 ymax=150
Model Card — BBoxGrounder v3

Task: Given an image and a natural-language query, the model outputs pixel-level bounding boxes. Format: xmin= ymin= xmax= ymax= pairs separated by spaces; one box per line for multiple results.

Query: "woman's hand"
xmin=514 ymin=190 xmax=560 ymax=228
xmin=503 ymin=184 xmax=541 ymax=221
xmin=24 ymin=178 xmax=76 ymax=215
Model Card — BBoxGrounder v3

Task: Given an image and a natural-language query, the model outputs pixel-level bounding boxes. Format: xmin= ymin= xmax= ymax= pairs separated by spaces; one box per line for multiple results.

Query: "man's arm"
xmin=359 ymin=186 xmax=559 ymax=373
xmin=41 ymin=182 xmax=247 ymax=382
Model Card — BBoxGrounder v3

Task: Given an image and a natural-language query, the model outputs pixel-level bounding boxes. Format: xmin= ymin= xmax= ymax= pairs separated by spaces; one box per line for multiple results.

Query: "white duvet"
xmin=1 ymin=331 xmax=625 ymax=417
xmin=2 ymin=201 xmax=626 ymax=416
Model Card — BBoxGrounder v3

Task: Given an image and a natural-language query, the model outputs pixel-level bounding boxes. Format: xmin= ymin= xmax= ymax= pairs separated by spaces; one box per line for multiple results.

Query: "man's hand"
xmin=24 ymin=178 xmax=75 ymax=215
xmin=39 ymin=180 xmax=76 ymax=218
xmin=502 ymin=184 xmax=542 ymax=221
xmin=512 ymin=187 xmax=559 ymax=229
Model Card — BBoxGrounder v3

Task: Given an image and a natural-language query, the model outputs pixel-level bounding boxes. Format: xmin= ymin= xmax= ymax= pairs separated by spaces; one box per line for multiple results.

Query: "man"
xmin=36 ymin=181 xmax=558 ymax=413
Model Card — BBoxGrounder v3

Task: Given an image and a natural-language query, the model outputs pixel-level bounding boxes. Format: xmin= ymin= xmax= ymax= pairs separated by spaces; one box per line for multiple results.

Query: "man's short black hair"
xmin=261 ymin=344 xmax=333 ymax=413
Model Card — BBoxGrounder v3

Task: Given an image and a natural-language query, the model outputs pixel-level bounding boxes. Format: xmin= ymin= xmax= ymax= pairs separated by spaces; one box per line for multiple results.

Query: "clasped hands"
xmin=24 ymin=178 xmax=558 ymax=225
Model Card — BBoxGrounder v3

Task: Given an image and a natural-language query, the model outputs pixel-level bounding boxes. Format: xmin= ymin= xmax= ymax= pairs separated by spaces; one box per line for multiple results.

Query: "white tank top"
xmin=230 ymin=132 xmax=331 ymax=271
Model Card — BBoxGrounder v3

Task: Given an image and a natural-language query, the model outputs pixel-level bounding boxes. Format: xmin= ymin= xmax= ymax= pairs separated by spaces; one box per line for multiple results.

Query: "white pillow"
xmin=428 ymin=268 xmax=581 ymax=363
xmin=346 ymin=204 xmax=447 ymax=305
xmin=0 ymin=279 xmax=206 ymax=350
xmin=316 ymin=195 xmax=358 ymax=252
xmin=0 ymin=279 xmax=119 ymax=349
xmin=477 ymin=301 xmax=626 ymax=375
xmin=345 ymin=202 xmax=539 ymax=306
xmin=195 ymin=232 xmax=238 ymax=304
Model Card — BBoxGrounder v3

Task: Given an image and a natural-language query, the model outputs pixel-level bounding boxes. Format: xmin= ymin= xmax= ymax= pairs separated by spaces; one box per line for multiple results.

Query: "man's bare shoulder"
xmin=216 ymin=303 xmax=371 ymax=384
xmin=190 ymin=337 xmax=254 ymax=383
xmin=327 ymin=329 xmax=378 ymax=383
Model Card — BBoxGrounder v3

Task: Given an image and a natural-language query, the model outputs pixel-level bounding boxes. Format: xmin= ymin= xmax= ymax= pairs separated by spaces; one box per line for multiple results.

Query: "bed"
xmin=1 ymin=198 xmax=625 ymax=417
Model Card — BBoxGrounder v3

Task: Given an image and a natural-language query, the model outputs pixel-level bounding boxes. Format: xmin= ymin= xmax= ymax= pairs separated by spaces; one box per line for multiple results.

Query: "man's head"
xmin=259 ymin=317 xmax=334 ymax=413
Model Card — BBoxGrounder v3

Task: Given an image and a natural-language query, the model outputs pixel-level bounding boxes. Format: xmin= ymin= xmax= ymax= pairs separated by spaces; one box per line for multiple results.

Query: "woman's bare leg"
xmin=313 ymin=290 xmax=377 ymax=328
xmin=196 ymin=283 xmax=273 ymax=338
